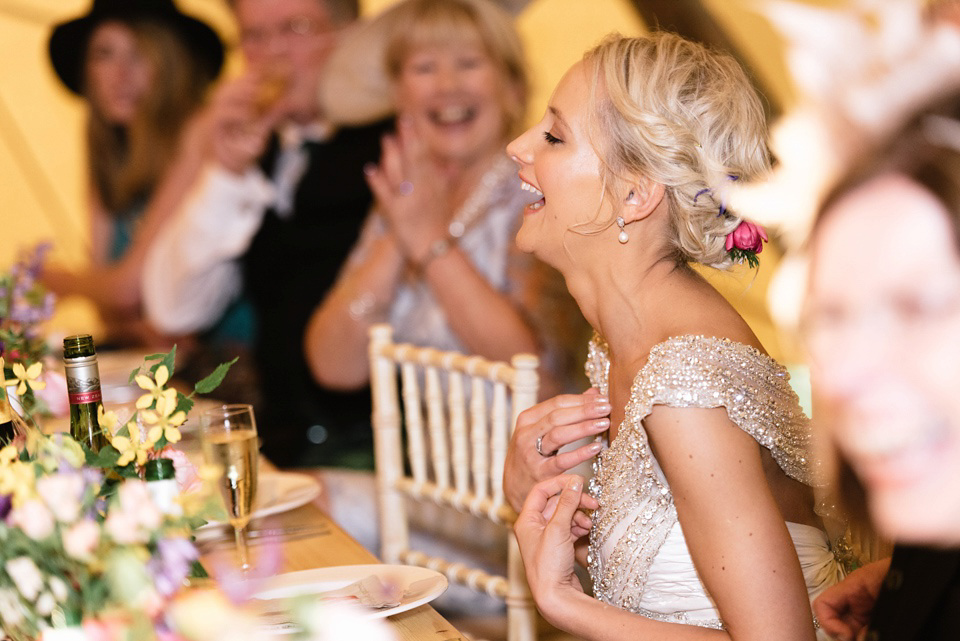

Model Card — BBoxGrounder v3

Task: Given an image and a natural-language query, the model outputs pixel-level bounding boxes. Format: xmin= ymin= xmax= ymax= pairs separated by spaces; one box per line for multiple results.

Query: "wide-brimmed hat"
xmin=48 ymin=0 xmax=225 ymax=95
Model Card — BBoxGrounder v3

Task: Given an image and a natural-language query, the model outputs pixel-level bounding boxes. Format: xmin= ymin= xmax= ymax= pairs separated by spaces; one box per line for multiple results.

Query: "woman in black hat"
xmin=42 ymin=0 xmax=225 ymax=348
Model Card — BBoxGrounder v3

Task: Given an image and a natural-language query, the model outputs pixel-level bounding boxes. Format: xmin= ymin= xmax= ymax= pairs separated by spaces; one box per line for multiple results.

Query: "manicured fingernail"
xmin=363 ymin=162 xmax=377 ymax=176
xmin=567 ymin=477 xmax=582 ymax=491
xmin=595 ymin=396 xmax=608 ymax=403
xmin=587 ymin=442 xmax=603 ymax=455
xmin=592 ymin=418 xmax=609 ymax=430
xmin=594 ymin=403 xmax=611 ymax=414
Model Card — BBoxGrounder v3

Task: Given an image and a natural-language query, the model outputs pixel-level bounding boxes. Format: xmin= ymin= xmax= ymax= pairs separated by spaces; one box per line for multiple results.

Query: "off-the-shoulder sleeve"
xmin=633 ymin=335 xmax=819 ymax=486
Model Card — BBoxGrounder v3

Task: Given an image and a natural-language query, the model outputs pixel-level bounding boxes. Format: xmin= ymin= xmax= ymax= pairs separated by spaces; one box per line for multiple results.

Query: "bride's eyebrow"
xmin=548 ymin=106 xmax=570 ymax=131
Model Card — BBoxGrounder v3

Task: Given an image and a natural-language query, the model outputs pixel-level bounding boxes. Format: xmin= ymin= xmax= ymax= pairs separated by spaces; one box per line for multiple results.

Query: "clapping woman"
xmin=506 ymin=33 xmax=841 ymax=640
xmin=305 ymin=0 xmax=582 ymax=405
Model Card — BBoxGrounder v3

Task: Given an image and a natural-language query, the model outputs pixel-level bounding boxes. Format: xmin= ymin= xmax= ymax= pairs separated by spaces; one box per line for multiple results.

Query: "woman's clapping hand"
xmin=363 ymin=117 xmax=450 ymax=265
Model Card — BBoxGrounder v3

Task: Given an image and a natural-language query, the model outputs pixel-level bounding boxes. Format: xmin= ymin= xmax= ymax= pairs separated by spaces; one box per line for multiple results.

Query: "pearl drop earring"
xmin=617 ymin=216 xmax=629 ymax=244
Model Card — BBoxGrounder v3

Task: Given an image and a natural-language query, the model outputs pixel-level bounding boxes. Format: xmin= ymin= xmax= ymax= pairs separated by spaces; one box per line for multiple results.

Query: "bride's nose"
xmin=507 ymin=129 xmax=535 ymax=167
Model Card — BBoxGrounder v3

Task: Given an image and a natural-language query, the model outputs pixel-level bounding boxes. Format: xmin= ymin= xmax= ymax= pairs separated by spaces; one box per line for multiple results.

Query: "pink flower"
xmin=83 ymin=615 xmax=132 ymax=641
xmin=160 ymin=447 xmax=200 ymax=495
xmin=36 ymin=472 xmax=84 ymax=523
xmin=725 ymin=220 xmax=768 ymax=254
xmin=5 ymin=557 xmax=43 ymax=601
xmin=9 ymin=499 xmax=55 ymax=540
xmin=64 ymin=518 xmax=100 ymax=560
xmin=106 ymin=480 xmax=162 ymax=544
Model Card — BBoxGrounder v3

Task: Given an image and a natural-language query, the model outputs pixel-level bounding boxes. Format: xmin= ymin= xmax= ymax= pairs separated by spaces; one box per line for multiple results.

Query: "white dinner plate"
xmin=252 ymin=564 xmax=448 ymax=630
xmin=199 ymin=471 xmax=321 ymax=528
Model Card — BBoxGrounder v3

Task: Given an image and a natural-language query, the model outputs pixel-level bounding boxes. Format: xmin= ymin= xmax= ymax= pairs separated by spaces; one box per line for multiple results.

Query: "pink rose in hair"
xmin=725 ymin=220 xmax=768 ymax=254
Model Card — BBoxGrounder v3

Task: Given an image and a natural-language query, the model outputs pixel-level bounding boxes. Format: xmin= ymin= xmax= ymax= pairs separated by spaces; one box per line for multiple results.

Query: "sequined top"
xmin=586 ymin=334 xmax=820 ymax=620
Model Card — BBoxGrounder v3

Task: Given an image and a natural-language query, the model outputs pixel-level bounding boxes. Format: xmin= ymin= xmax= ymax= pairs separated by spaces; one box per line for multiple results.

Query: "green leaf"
xmin=127 ymin=365 xmax=142 ymax=384
xmin=88 ymin=445 xmax=122 ymax=469
xmin=148 ymin=345 xmax=178 ymax=378
xmin=176 ymin=395 xmax=195 ymax=417
xmin=188 ymin=559 xmax=209 ymax=578
xmin=194 ymin=357 xmax=238 ymax=395
xmin=117 ymin=464 xmax=140 ymax=479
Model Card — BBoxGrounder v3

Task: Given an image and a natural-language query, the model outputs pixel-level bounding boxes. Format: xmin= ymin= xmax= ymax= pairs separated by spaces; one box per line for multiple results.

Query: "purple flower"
xmin=148 ymin=538 xmax=199 ymax=597
xmin=0 ymin=494 xmax=11 ymax=520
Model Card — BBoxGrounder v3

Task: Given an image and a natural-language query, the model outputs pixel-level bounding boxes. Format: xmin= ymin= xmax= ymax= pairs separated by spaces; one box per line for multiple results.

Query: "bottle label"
xmin=68 ymin=390 xmax=102 ymax=404
xmin=64 ymin=359 xmax=102 ymax=405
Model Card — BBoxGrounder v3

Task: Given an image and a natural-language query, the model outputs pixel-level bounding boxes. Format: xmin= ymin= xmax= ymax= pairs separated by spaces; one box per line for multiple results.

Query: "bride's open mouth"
xmin=519 ymin=176 xmax=544 ymax=212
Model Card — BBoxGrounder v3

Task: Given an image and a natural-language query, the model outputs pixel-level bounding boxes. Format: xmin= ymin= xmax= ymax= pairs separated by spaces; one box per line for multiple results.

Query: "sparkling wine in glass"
xmin=200 ymin=404 xmax=259 ymax=571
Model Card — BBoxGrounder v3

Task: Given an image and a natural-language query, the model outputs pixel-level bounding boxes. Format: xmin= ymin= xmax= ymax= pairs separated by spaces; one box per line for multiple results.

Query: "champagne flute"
xmin=200 ymin=404 xmax=259 ymax=572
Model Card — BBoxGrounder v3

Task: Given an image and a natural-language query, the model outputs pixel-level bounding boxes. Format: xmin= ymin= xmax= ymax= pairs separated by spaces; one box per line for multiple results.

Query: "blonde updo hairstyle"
xmin=584 ymin=33 xmax=771 ymax=268
xmin=383 ymin=0 xmax=528 ymax=139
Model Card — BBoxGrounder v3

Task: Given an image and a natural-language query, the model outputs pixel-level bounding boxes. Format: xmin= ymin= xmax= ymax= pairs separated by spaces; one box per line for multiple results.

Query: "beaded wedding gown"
xmin=586 ymin=335 xmax=842 ymax=634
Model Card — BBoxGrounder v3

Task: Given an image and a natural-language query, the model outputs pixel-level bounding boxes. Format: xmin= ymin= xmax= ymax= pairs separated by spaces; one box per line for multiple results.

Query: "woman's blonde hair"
xmin=86 ymin=20 xmax=211 ymax=214
xmin=583 ymin=32 xmax=771 ymax=268
xmin=383 ymin=0 xmax=528 ymax=138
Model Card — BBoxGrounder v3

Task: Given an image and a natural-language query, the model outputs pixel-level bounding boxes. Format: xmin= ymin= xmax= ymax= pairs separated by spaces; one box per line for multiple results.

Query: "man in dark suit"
xmin=144 ymin=0 xmax=390 ymax=468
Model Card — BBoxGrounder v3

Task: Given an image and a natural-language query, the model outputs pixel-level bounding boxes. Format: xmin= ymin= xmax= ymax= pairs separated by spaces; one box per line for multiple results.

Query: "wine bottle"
xmin=145 ymin=457 xmax=182 ymax=516
xmin=63 ymin=334 xmax=107 ymax=452
xmin=0 ymin=393 xmax=15 ymax=444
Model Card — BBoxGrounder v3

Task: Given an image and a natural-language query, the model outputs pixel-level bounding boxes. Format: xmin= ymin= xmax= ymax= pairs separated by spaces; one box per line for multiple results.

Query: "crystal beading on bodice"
xmin=586 ymin=334 xmax=821 ymax=621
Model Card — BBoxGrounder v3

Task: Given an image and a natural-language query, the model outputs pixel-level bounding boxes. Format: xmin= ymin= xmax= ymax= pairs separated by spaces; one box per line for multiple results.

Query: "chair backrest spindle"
xmin=369 ymin=324 xmax=540 ymax=641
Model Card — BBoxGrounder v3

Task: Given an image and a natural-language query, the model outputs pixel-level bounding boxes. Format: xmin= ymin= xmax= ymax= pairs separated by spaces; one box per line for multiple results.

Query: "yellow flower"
xmin=0 ymin=445 xmax=18 ymax=466
xmin=11 ymin=361 xmax=46 ymax=396
xmin=109 ymin=420 xmax=154 ymax=467
xmin=0 ymin=459 xmax=36 ymax=506
xmin=135 ymin=365 xmax=172 ymax=410
xmin=141 ymin=393 xmax=185 ymax=445
xmin=98 ymin=405 xmax=120 ymax=433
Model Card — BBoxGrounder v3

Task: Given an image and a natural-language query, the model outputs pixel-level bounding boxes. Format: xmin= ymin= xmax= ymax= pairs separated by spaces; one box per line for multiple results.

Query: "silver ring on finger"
xmin=536 ymin=435 xmax=557 ymax=458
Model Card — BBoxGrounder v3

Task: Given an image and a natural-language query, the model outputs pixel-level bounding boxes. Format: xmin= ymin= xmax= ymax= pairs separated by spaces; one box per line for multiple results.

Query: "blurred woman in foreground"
xmin=807 ymin=94 xmax=960 ymax=641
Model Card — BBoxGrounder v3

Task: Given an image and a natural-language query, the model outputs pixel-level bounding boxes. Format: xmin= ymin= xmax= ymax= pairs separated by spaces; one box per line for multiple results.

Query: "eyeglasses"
xmin=239 ymin=16 xmax=336 ymax=50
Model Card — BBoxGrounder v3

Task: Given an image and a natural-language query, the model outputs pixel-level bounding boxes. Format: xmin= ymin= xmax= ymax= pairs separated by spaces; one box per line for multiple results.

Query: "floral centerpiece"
xmin=0 ymin=347 xmax=229 ymax=641
xmin=0 ymin=245 xmax=398 ymax=641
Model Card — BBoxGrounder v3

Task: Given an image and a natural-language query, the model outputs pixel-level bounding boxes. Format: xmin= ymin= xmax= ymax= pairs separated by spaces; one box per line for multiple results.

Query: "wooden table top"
xmin=199 ymin=476 xmax=466 ymax=641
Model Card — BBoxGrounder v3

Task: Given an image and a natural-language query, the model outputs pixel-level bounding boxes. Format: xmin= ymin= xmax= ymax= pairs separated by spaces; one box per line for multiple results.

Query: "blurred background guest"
xmin=805 ymin=93 xmax=960 ymax=641
xmin=40 ymin=0 xmax=224 ymax=350
xmin=305 ymin=0 xmax=586 ymax=407
xmin=142 ymin=0 xmax=393 ymax=468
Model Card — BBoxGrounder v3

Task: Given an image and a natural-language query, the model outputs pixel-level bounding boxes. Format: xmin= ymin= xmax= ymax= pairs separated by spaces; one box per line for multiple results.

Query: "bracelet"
xmin=412 ymin=235 xmax=456 ymax=273
xmin=348 ymin=291 xmax=382 ymax=321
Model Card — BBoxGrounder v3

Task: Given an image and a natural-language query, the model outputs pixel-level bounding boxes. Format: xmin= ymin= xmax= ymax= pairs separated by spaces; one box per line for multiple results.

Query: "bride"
xmin=505 ymin=33 xmax=841 ymax=640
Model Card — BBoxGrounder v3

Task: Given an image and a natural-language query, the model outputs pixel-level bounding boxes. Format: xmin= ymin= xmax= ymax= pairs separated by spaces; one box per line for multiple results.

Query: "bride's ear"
xmin=620 ymin=177 xmax=665 ymax=224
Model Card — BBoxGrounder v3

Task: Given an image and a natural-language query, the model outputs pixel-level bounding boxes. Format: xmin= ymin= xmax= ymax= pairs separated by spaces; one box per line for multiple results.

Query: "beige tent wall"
xmin=0 ymin=0 xmax=835 ymax=358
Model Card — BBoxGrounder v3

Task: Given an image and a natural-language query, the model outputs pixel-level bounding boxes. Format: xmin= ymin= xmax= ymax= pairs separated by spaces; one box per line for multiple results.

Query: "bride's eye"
xmin=543 ymin=131 xmax=563 ymax=145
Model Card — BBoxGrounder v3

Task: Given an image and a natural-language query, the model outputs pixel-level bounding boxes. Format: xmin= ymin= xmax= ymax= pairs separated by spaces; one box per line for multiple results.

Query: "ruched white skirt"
xmin=636 ymin=520 xmax=843 ymax=637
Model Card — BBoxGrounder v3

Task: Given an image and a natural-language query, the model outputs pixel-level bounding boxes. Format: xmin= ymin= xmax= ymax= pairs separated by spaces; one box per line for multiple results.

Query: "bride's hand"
xmin=503 ymin=388 xmax=610 ymax=512
xmin=514 ymin=475 xmax=597 ymax=621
